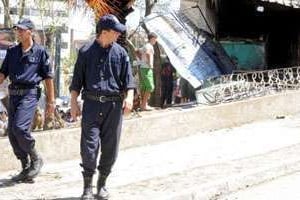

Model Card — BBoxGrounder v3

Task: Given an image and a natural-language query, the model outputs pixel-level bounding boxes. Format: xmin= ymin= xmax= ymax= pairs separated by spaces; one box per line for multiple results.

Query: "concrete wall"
xmin=1 ymin=91 xmax=300 ymax=172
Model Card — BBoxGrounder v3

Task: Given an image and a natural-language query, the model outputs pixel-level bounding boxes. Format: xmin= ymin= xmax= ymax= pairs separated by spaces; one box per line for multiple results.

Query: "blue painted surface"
xmin=221 ymin=41 xmax=266 ymax=71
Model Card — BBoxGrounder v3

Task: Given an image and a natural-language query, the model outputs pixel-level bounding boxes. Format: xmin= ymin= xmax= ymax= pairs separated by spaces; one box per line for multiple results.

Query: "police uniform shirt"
xmin=0 ymin=43 xmax=54 ymax=86
xmin=70 ymin=40 xmax=136 ymax=95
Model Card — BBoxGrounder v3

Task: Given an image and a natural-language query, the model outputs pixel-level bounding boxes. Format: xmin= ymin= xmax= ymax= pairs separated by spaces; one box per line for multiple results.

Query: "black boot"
xmin=11 ymin=157 xmax=31 ymax=182
xmin=95 ymin=174 xmax=109 ymax=200
xmin=27 ymin=148 xmax=43 ymax=179
xmin=81 ymin=174 xmax=94 ymax=200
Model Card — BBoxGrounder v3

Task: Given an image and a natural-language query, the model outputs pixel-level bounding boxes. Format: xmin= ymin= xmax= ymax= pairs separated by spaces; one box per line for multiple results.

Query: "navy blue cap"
xmin=96 ymin=14 xmax=126 ymax=33
xmin=13 ymin=18 xmax=35 ymax=30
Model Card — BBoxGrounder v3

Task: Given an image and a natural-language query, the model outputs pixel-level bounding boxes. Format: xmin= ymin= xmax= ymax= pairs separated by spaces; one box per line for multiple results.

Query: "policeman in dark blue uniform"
xmin=70 ymin=14 xmax=135 ymax=200
xmin=0 ymin=18 xmax=55 ymax=182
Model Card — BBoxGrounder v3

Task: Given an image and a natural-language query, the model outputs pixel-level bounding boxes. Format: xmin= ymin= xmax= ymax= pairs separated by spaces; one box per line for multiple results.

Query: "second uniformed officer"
xmin=70 ymin=14 xmax=135 ymax=200
xmin=0 ymin=18 xmax=55 ymax=182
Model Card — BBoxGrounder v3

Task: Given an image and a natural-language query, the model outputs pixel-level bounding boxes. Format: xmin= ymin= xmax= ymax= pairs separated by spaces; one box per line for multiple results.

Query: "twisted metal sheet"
xmin=196 ymin=66 xmax=300 ymax=105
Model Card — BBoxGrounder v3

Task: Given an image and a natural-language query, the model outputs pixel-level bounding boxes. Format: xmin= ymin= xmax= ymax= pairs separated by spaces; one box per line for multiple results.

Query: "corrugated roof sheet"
xmin=259 ymin=0 xmax=300 ymax=8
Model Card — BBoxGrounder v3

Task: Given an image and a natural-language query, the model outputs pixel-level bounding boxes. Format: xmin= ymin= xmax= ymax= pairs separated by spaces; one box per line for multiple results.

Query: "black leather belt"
xmin=9 ymin=84 xmax=36 ymax=89
xmin=9 ymin=88 xmax=38 ymax=96
xmin=84 ymin=94 xmax=123 ymax=103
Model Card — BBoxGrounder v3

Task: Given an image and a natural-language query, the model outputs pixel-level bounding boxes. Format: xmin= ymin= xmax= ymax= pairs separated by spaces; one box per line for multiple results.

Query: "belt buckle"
xmin=98 ymin=96 xmax=105 ymax=103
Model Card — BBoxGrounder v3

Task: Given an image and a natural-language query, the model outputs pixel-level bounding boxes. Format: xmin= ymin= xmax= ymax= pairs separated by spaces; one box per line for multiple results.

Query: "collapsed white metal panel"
xmin=259 ymin=0 xmax=300 ymax=8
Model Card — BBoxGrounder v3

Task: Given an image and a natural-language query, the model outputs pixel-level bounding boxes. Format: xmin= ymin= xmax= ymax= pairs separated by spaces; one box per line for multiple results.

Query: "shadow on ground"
xmin=0 ymin=178 xmax=16 ymax=188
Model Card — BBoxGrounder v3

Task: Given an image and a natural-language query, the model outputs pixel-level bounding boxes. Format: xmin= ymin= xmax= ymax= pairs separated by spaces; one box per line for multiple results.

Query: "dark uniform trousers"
xmin=81 ymin=99 xmax=123 ymax=177
xmin=8 ymin=91 xmax=38 ymax=159
xmin=161 ymin=84 xmax=173 ymax=106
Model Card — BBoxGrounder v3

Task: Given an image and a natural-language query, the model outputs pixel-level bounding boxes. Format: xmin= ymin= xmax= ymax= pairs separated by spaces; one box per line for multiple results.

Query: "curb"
xmin=1 ymin=91 xmax=300 ymax=171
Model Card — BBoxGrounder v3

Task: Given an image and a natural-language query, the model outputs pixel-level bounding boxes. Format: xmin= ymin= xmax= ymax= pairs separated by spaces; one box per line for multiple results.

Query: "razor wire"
xmin=197 ymin=66 xmax=300 ymax=105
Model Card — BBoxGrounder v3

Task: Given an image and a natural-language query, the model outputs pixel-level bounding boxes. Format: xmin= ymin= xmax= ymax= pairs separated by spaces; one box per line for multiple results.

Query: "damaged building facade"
xmin=181 ymin=0 xmax=300 ymax=71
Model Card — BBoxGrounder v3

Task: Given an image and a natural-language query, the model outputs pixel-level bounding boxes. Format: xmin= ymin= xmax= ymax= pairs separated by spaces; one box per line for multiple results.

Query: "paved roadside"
xmin=219 ymin=172 xmax=300 ymax=200
xmin=1 ymin=114 xmax=300 ymax=199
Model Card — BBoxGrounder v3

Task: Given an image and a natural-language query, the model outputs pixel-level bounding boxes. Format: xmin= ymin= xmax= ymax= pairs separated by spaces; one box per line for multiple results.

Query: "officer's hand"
xmin=123 ymin=98 xmax=133 ymax=115
xmin=71 ymin=101 xmax=81 ymax=121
